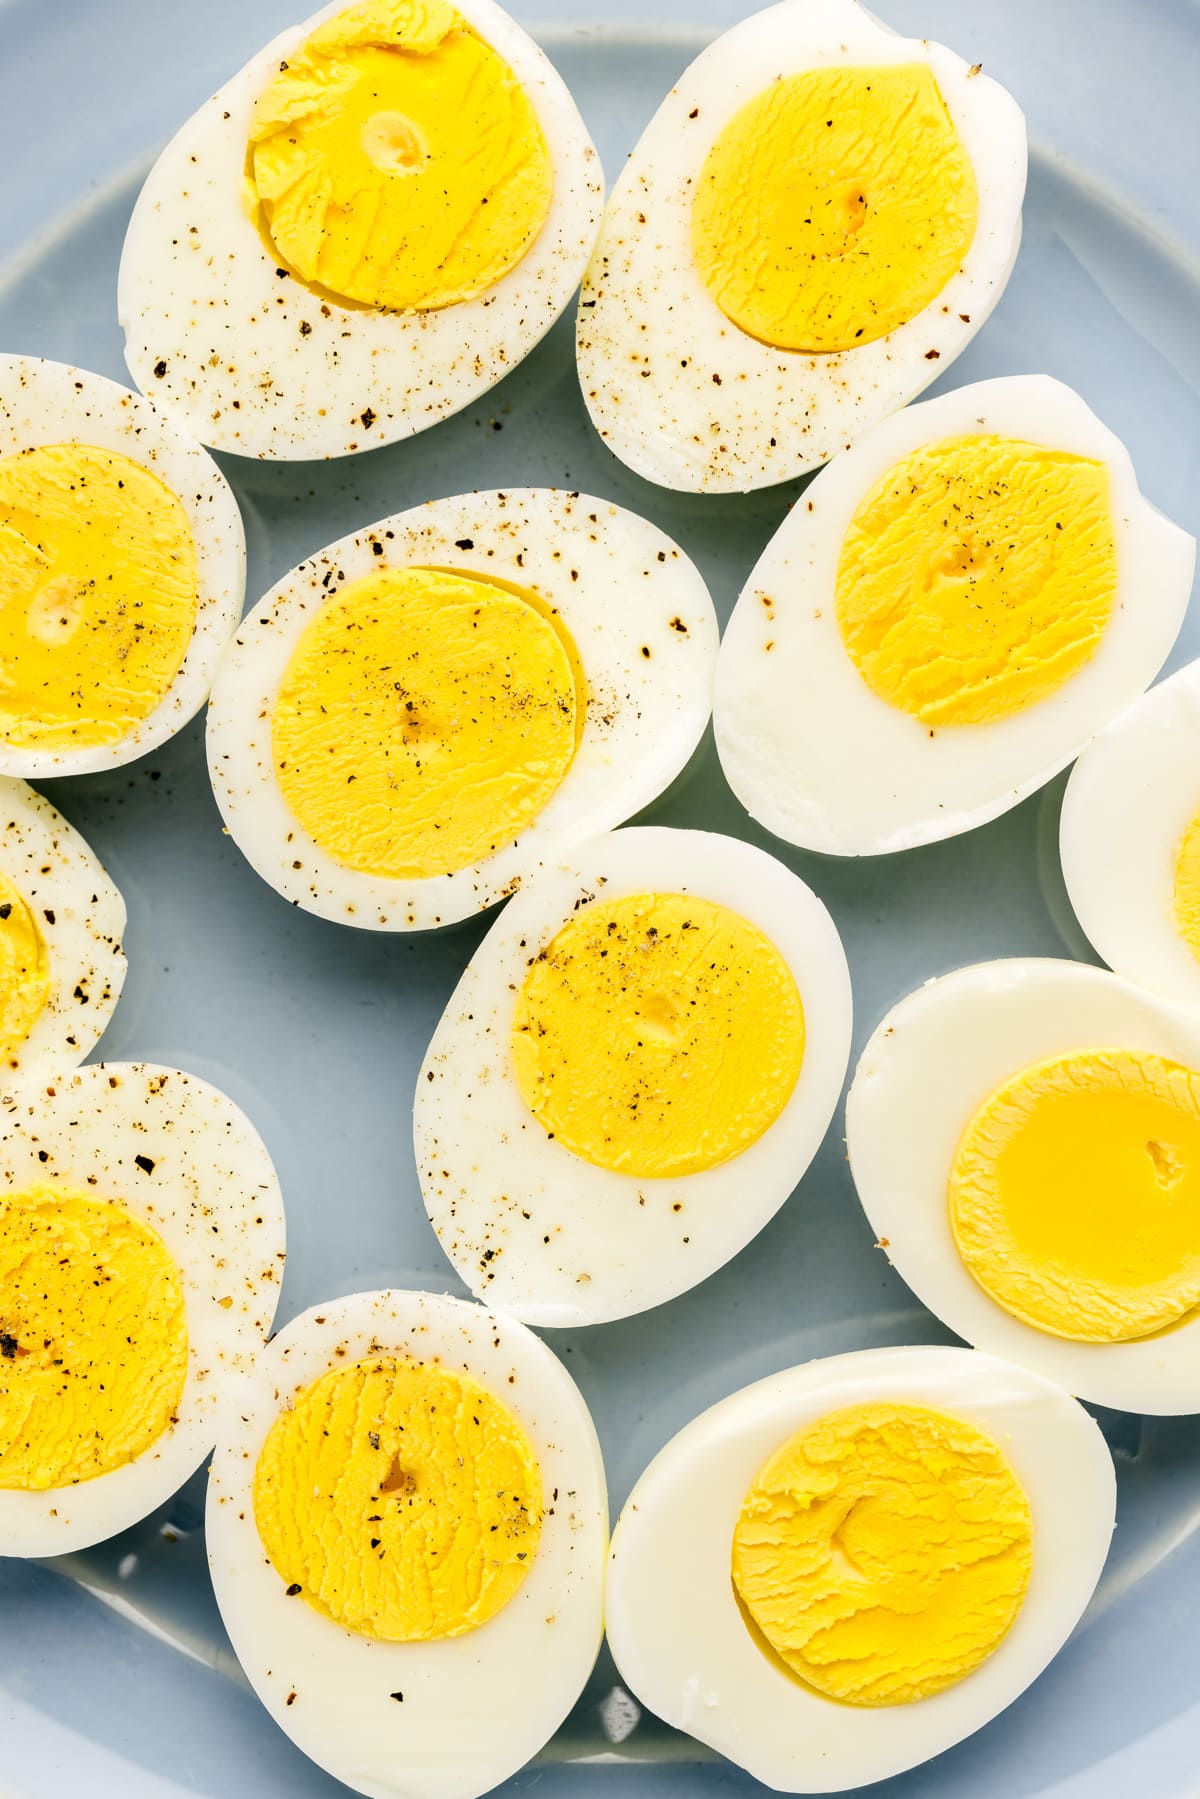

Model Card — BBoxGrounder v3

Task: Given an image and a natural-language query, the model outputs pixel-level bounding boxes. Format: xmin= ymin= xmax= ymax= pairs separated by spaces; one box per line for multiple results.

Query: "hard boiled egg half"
xmin=119 ymin=0 xmax=603 ymax=459
xmin=607 ymin=1345 xmax=1113 ymax=1791
xmin=0 ymin=355 xmax=245 ymax=777
xmin=847 ymin=959 xmax=1200 ymax=1413
xmin=0 ymin=1062 xmax=284 ymax=1555
xmin=1061 ymin=659 xmax=1200 ymax=1009
xmin=415 ymin=825 xmax=852 ymax=1325
xmin=207 ymin=490 xmax=717 ymax=930
xmin=716 ymin=375 xmax=1195 ymax=854
xmin=577 ymin=0 xmax=1025 ymax=493
xmin=206 ymin=1288 xmax=607 ymax=1799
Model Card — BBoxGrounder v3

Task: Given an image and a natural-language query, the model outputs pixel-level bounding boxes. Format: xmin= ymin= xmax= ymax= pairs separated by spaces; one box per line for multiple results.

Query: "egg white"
xmin=206 ymin=489 xmax=718 ymax=930
xmin=0 ymin=355 xmax=246 ymax=778
xmin=847 ymin=958 xmax=1200 ymax=1414
xmin=576 ymin=0 xmax=1026 ymax=494
xmin=415 ymin=825 xmax=852 ymax=1326
xmin=206 ymin=1288 xmax=607 ymax=1799
xmin=0 ymin=1061 xmax=284 ymax=1555
xmin=118 ymin=0 xmax=603 ymax=460
xmin=606 ymin=1344 xmax=1114 ymax=1792
xmin=715 ymin=375 xmax=1195 ymax=855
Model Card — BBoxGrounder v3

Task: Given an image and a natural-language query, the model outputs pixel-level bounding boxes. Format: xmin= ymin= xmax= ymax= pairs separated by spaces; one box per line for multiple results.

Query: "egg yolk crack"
xmin=0 ymin=1183 xmax=188 ymax=1489
xmin=732 ymin=1402 xmax=1032 ymax=1706
xmin=0 ymin=868 xmax=50 ymax=1067
xmin=836 ymin=434 xmax=1117 ymax=726
xmin=511 ymin=892 xmax=805 ymax=1178
xmin=950 ymin=1047 xmax=1200 ymax=1342
xmin=692 ymin=64 xmax=977 ymax=354
xmin=254 ymin=1357 xmax=543 ymax=1640
xmin=247 ymin=0 xmax=553 ymax=312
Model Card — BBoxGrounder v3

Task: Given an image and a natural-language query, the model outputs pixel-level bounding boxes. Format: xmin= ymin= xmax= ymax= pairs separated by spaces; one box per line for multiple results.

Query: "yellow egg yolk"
xmin=732 ymin=1402 xmax=1032 ymax=1706
xmin=1173 ymin=808 xmax=1200 ymax=962
xmin=272 ymin=565 xmax=583 ymax=881
xmin=836 ymin=435 xmax=1117 ymax=727
xmin=950 ymin=1048 xmax=1200 ymax=1342
xmin=511 ymin=892 xmax=805 ymax=1178
xmin=0 ymin=869 xmax=50 ymax=1067
xmin=253 ymin=1357 xmax=542 ymax=1641
xmin=0 ymin=443 xmax=199 ymax=751
xmin=246 ymin=0 xmax=553 ymax=312
xmin=0 ymin=1184 xmax=188 ymax=1489
xmin=691 ymin=64 xmax=978 ymax=354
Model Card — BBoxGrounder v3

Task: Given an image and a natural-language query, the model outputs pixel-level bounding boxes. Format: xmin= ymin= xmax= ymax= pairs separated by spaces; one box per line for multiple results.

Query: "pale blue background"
xmin=0 ymin=0 xmax=1199 ymax=1794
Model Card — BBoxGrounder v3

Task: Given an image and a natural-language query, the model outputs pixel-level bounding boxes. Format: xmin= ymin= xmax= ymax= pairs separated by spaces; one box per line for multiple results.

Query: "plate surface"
xmin=1 ymin=1 xmax=1200 ymax=1795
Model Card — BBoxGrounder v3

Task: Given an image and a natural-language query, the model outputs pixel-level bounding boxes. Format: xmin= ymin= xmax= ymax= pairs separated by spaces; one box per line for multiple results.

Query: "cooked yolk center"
xmin=253 ymin=1357 xmax=543 ymax=1641
xmin=246 ymin=0 xmax=553 ymax=312
xmin=272 ymin=565 xmax=583 ymax=882
xmin=691 ymin=64 xmax=978 ymax=354
xmin=511 ymin=892 xmax=805 ymax=1179
xmin=0 ymin=869 xmax=50 ymax=1067
xmin=1173 ymin=808 xmax=1200 ymax=963
xmin=0 ymin=443 xmax=199 ymax=751
xmin=732 ymin=1402 xmax=1032 ymax=1706
xmin=949 ymin=1048 xmax=1200 ymax=1342
xmin=0 ymin=1183 xmax=188 ymax=1489
xmin=836 ymin=435 xmax=1117 ymax=726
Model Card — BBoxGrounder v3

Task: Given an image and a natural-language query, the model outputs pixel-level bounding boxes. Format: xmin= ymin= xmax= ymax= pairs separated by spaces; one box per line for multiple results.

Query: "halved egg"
xmin=577 ymin=0 xmax=1026 ymax=492
xmin=606 ymin=1345 xmax=1113 ymax=1791
xmin=0 ymin=355 xmax=245 ymax=777
xmin=715 ymin=375 xmax=1195 ymax=854
xmin=206 ymin=1287 xmax=607 ymax=1799
xmin=207 ymin=490 xmax=717 ymax=930
xmin=1061 ymin=659 xmax=1200 ymax=1008
xmin=0 ymin=777 xmax=126 ymax=1079
xmin=0 ymin=1061 xmax=284 ymax=1555
xmin=415 ymin=825 xmax=852 ymax=1325
xmin=119 ymin=0 xmax=603 ymax=459
xmin=847 ymin=958 xmax=1200 ymax=1413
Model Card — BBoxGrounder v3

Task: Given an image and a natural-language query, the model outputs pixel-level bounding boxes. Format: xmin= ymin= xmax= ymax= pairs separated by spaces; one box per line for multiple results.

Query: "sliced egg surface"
xmin=715 ymin=375 xmax=1195 ymax=855
xmin=576 ymin=0 xmax=1025 ymax=494
xmin=207 ymin=490 xmax=717 ymax=930
xmin=0 ymin=355 xmax=245 ymax=778
xmin=206 ymin=1288 xmax=607 ymax=1799
xmin=0 ymin=778 xmax=126 ymax=1080
xmin=119 ymin=0 xmax=603 ymax=460
xmin=0 ymin=1061 xmax=284 ymax=1555
xmin=606 ymin=1344 xmax=1113 ymax=1791
xmin=846 ymin=958 xmax=1200 ymax=1413
xmin=415 ymin=825 xmax=851 ymax=1325
xmin=1061 ymin=659 xmax=1200 ymax=1009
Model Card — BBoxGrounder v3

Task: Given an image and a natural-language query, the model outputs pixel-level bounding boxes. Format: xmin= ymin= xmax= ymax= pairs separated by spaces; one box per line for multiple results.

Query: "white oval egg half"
xmin=846 ymin=958 xmax=1200 ymax=1413
xmin=415 ymin=825 xmax=852 ymax=1327
xmin=206 ymin=1287 xmax=607 ymax=1799
xmin=0 ymin=1061 xmax=285 ymax=1555
xmin=576 ymin=0 xmax=1026 ymax=494
xmin=118 ymin=0 xmax=603 ymax=460
xmin=0 ymin=777 xmax=126 ymax=1080
xmin=0 ymin=355 xmax=246 ymax=778
xmin=715 ymin=375 xmax=1195 ymax=856
xmin=206 ymin=490 xmax=718 ymax=931
xmin=605 ymin=1344 xmax=1114 ymax=1792
xmin=1061 ymin=659 xmax=1200 ymax=1008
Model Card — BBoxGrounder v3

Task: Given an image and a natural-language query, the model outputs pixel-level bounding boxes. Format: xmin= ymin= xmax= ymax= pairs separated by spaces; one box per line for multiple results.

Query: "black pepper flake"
xmin=390 ymin=1692 xmax=404 ymax=1703
xmin=42 ymin=909 xmax=55 ymax=925
xmin=153 ymin=360 xmax=167 ymax=379
xmin=924 ymin=348 xmax=941 ymax=360
xmin=455 ymin=538 xmax=474 ymax=550
xmin=286 ymin=1583 xmax=302 ymax=1596
xmin=360 ymin=407 xmax=376 ymax=430
xmin=0 ymin=904 xmax=11 ymax=921
xmin=134 ymin=1154 xmax=156 ymax=1175
xmin=0 ymin=1333 xmax=18 ymax=1359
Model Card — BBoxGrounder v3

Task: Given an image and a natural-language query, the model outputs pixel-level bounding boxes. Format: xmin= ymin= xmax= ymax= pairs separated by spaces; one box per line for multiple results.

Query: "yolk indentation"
xmin=691 ymin=64 xmax=978 ymax=354
xmin=246 ymin=0 xmax=553 ymax=312
xmin=950 ymin=1047 xmax=1200 ymax=1341
xmin=1173 ymin=808 xmax=1200 ymax=962
xmin=732 ymin=1402 xmax=1032 ymax=1706
xmin=253 ymin=1357 xmax=543 ymax=1641
xmin=0 ymin=444 xmax=199 ymax=751
xmin=272 ymin=565 xmax=583 ymax=881
xmin=511 ymin=892 xmax=805 ymax=1178
xmin=0 ymin=869 xmax=50 ymax=1067
xmin=0 ymin=1183 xmax=188 ymax=1489
xmin=836 ymin=435 xmax=1117 ymax=726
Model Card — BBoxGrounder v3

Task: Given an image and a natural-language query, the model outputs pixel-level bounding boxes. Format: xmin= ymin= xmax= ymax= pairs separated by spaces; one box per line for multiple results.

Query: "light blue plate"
xmin=2 ymin=1 xmax=1199 ymax=1794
